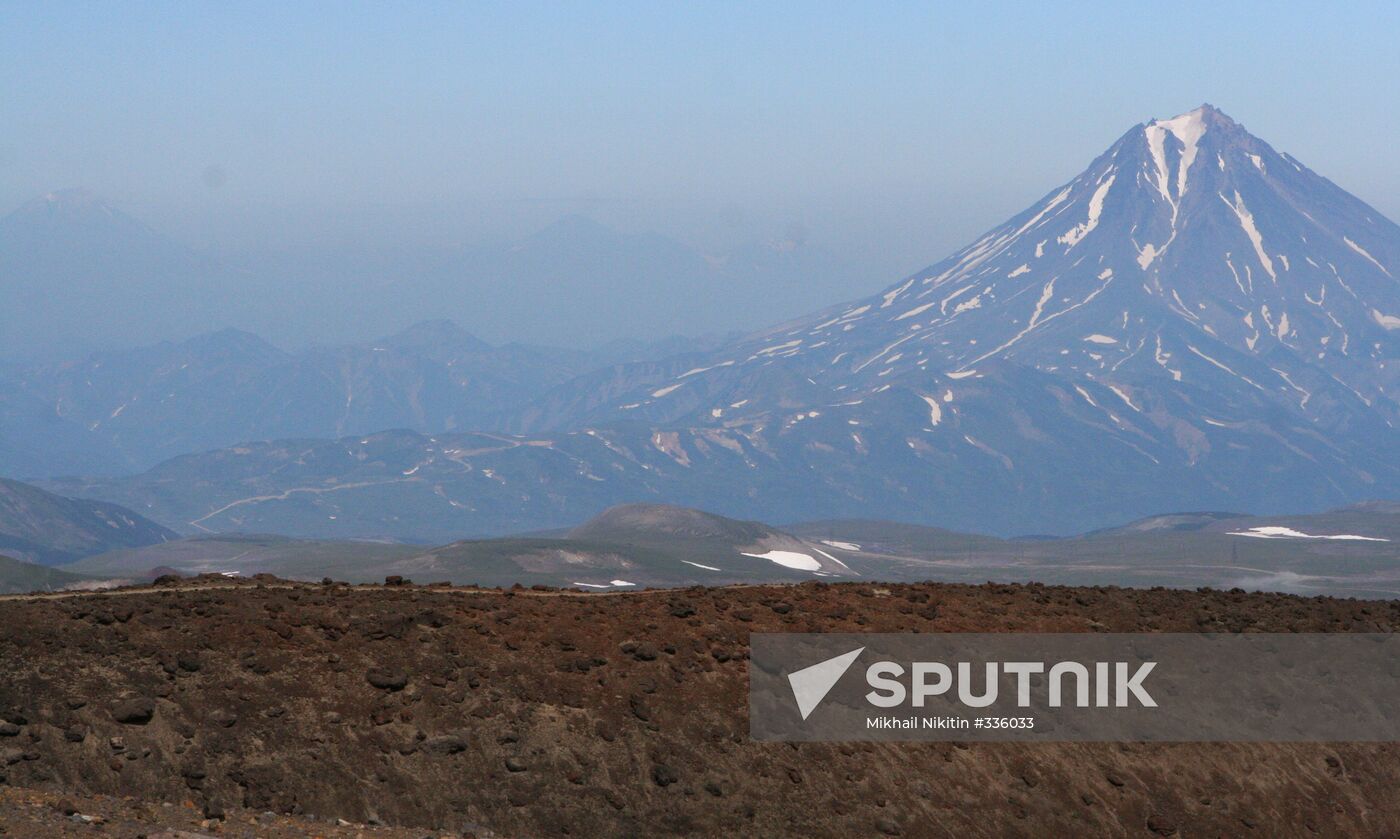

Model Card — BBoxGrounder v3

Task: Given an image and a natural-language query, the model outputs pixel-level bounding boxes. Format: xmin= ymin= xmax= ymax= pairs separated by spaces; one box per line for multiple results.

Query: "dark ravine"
xmin=2 ymin=576 xmax=1400 ymax=837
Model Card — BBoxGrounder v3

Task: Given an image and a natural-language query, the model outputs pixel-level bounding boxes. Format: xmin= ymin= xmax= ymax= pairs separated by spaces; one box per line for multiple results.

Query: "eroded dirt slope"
xmin=2 ymin=577 xmax=1399 ymax=837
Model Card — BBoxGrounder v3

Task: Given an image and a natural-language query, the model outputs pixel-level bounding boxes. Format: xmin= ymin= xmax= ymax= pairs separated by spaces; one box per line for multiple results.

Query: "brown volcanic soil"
xmin=0 ymin=783 xmax=455 ymax=837
xmin=2 ymin=576 xmax=1400 ymax=837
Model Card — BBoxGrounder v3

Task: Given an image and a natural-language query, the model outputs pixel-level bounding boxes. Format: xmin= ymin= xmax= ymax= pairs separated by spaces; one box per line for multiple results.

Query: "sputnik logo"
xmin=787 ymin=647 xmax=864 ymax=720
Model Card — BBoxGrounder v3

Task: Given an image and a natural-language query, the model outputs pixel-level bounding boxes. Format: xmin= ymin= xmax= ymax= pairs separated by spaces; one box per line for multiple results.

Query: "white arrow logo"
xmin=787 ymin=647 xmax=864 ymax=720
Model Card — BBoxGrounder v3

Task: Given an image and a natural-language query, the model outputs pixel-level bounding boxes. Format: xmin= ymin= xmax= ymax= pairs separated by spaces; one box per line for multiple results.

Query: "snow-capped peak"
xmin=509 ymin=105 xmax=1399 ymax=538
xmin=609 ymin=104 xmax=1400 ymax=437
xmin=1144 ymin=106 xmax=1211 ymax=200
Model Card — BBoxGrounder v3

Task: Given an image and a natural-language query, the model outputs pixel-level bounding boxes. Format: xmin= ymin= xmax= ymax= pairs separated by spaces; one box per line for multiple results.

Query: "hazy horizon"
xmin=5 ymin=2 xmax=1400 ymax=356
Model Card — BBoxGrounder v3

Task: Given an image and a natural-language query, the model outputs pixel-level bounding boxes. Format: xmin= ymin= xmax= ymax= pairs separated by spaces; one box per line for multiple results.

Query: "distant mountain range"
xmin=26 ymin=105 xmax=1399 ymax=538
xmin=0 ymin=188 xmax=859 ymax=360
xmin=0 ymin=320 xmax=736 ymax=477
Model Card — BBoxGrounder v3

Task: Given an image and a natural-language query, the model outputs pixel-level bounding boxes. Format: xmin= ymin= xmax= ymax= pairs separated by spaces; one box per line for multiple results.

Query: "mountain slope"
xmin=500 ymin=105 xmax=1400 ymax=532
xmin=42 ymin=427 xmax=909 ymax=542
xmin=1 ymin=321 xmax=599 ymax=476
xmin=551 ymin=105 xmax=1397 ymax=423
xmin=0 ymin=478 xmax=177 ymax=565
xmin=0 ymin=554 xmax=89 ymax=594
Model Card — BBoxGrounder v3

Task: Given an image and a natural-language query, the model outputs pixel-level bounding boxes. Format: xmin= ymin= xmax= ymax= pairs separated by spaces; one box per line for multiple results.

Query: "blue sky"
xmin=4 ymin=1 xmax=1399 ymax=303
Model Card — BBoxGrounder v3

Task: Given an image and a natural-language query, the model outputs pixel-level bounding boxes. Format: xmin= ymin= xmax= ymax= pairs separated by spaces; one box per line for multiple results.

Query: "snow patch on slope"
xmin=741 ymin=550 xmax=822 ymax=571
xmin=1220 ymin=191 xmax=1277 ymax=281
xmin=920 ymin=394 xmax=943 ymax=426
xmin=1229 ymin=526 xmax=1388 ymax=542
xmin=1345 ymin=237 xmax=1392 ymax=277
xmin=1058 ymin=173 xmax=1116 ymax=248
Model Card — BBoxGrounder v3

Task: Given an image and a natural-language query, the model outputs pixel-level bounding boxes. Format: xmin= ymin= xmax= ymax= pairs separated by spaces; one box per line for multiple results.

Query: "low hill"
xmin=67 ymin=505 xmax=855 ymax=589
xmin=0 ymin=477 xmax=176 ymax=565
xmin=569 ymin=503 xmax=773 ymax=542
xmin=0 ymin=553 xmax=89 ymax=594
xmin=787 ymin=518 xmax=1008 ymax=555
xmin=384 ymin=504 xmax=856 ymax=589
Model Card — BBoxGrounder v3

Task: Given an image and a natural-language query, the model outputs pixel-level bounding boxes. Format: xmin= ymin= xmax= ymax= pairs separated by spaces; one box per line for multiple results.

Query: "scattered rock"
xmin=365 ymin=667 xmax=409 ymax=691
xmin=53 ymin=798 xmax=79 ymax=815
xmin=651 ymin=764 xmax=678 ymax=787
xmin=620 ymin=641 xmax=658 ymax=661
xmin=423 ymin=735 xmax=468 ymax=756
xmin=110 ymin=697 xmax=155 ymax=725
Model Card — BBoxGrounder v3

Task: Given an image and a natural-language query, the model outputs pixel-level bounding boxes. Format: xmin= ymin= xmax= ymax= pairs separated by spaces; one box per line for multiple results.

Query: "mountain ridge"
xmin=0 ymin=321 xmax=734 ymax=477
xmin=22 ymin=106 xmax=1400 ymax=536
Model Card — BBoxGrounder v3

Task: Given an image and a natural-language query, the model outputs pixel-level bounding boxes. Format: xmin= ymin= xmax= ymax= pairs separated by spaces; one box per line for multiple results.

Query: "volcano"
xmin=508 ymin=105 xmax=1400 ymax=533
xmin=45 ymin=107 xmax=1400 ymax=538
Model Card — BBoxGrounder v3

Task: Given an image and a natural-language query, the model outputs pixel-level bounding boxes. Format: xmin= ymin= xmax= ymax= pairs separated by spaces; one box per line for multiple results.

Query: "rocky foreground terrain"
xmin=2 ymin=576 xmax=1400 ymax=837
